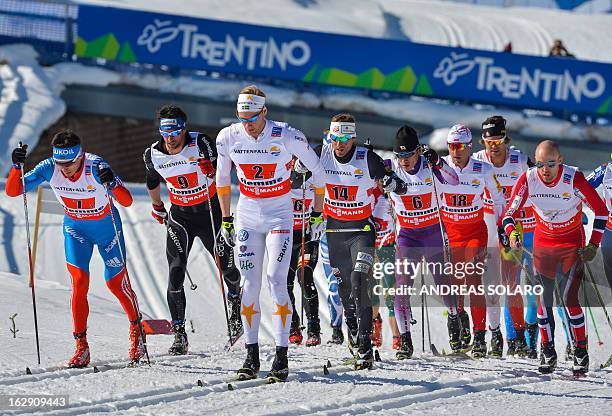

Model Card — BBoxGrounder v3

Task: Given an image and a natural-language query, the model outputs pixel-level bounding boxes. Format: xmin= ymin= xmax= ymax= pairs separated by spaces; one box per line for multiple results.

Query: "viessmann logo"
xmin=137 ymin=19 xmax=311 ymax=71
xmin=433 ymin=52 xmax=605 ymax=103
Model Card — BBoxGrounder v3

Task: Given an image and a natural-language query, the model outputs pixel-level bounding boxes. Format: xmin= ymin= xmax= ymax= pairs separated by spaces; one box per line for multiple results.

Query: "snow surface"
xmin=76 ymin=0 xmax=612 ymax=63
xmin=0 ymin=184 xmax=611 ymax=414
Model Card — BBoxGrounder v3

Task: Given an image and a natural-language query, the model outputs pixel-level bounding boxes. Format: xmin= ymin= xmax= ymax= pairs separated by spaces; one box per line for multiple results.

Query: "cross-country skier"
xmin=287 ymin=165 xmax=321 ymax=346
xmin=371 ymin=185 xmax=400 ymax=350
xmin=143 ymin=105 xmax=242 ymax=355
xmin=6 ymin=130 xmax=144 ymax=367
xmin=386 ymin=126 xmax=460 ymax=358
xmin=215 ymin=86 xmax=325 ymax=381
xmin=297 ymin=113 xmax=409 ymax=369
xmin=501 ymin=140 xmax=608 ymax=374
xmin=438 ymin=124 xmax=506 ymax=358
xmin=473 ymin=116 xmax=536 ymax=358
xmin=586 ymin=156 xmax=612 ymax=289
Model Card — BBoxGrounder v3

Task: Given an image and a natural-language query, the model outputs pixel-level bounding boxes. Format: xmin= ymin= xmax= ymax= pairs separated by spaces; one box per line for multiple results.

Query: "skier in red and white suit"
xmin=501 ymin=140 xmax=607 ymax=374
xmin=215 ymin=86 xmax=325 ymax=381
xmin=437 ymin=124 xmax=505 ymax=358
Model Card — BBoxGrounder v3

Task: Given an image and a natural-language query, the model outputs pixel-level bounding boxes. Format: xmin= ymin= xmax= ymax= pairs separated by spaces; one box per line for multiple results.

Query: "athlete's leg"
xmin=327 ymin=231 xmax=357 ymax=334
xmin=166 ymin=209 xmax=196 ymax=325
xmin=264 ymin=228 xmax=294 ymax=347
xmin=286 ymin=232 xmax=301 ymax=330
xmin=321 ymin=234 xmax=344 ymax=328
xmin=348 ymin=231 xmax=376 ymax=346
xmin=297 ymin=240 xmax=320 ymax=322
xmin=64 ymin=219 xmax=95 ymax=335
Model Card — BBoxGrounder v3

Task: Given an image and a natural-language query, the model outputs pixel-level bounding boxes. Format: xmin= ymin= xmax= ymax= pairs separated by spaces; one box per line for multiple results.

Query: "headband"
xmin=237 ymin=94 xmax=266 ymax=113
xmin=328 ymin=122 xmax=356 ymax=138
xmin=159 ymin=118 xmax=186 ymax=131
xmin=53 ymin=145 xmax=82 ymax=163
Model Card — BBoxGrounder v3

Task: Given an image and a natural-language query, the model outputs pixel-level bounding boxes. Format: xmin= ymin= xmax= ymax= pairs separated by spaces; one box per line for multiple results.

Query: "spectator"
xmin=549 ymin=39 xmax=575 ymax=58
xmin=503 ymin=42 xmax=512 ymax=53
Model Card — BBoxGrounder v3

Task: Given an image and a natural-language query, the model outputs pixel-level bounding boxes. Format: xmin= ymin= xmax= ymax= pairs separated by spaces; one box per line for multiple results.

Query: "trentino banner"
xmin=76 ymin=5 xmax=612 ymax=117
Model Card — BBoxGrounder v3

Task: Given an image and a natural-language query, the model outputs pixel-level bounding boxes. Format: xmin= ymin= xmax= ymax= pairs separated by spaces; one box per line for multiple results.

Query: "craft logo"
xmin=137 ymin=19 xmax=311 ymax=71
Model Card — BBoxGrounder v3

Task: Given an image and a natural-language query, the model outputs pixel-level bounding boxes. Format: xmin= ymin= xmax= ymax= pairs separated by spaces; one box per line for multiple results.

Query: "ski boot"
xmin=355 ymin=337 xmax=374 ymax=370
xmin=328 ymin=326 xmax=344 ymax=345
xmin=228 ymin=294 xmax=243 ymax=339
xmin=447 ymin=313 xmax=462 ymax=353
xmin=514 ymin=328 xmax=528 ymax=358
xmin=471 ymin=330 xmax=487 ymax=358
xmin=267 ymin=346 xmax=289 ymax=382
xmin=237 ymin=343 xmax=260 ymax=380
xmin=168 ymin=323 xmax=189 ymax=355
xmin=538 ymin=342 xmax=557 ymax=374
xmin=572 ymin=344 xmax=589 ymax=375
xmin=347 ymin=326 xmax=359 ymax=352
xmin=305 ymin=320 xmax=321 ymax=347
xmin=67 ymin=331 xmax=90 ymax=368
xmin=396 ymin=332 xmax=413 ymax=360
xmin=372 ymin=314 xmax=383 ymax=348
xmin=488 ymin=327 xmax=503 ymax=358
xmin=128 ymin=320 xmax=146 ymax=364
xmin=392 ymin=335 xmax=401 ymax=350
xmin=459 ymin=310 xmax=471 ymax=350
xmin=289 ymin=324 xmax=303 ymax=345
xmin=526 ymin=323 xmax=538 ymax=359
xmin=507 ymin=339 xmax=517 ymax=356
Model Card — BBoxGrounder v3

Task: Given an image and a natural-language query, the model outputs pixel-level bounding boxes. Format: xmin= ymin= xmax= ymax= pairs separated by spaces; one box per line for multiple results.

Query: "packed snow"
xmin=0 ymin=183 xmax=611 ymax=414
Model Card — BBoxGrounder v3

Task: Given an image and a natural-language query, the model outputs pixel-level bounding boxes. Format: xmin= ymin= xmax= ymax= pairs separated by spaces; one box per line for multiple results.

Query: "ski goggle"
xmin=535 ymin=160 xmax=559 ymax=169
xmin=448 ymin=142 xmax=470 ymax=151
xmin=329 ymin=133 xmax=353 ymax=143
xmin=237 ymin=110 xmax=263 ymax=123
xmin=53 ymin=145 xmax=82 ymax=164
xmin=159 ymin=129 xmax=183 ymax=139
xmin=483 ymin=136 xmax=506 ymax=146
xmin=394 ymin=149 xmax=419 ymax=159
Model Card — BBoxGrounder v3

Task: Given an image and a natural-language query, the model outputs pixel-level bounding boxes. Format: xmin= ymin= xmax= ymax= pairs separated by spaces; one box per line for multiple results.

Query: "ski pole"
xmin=203 ymin=180 xmax=233 ymax=344
xmin=299 ymin=172 xmax=307 ymax=329
xmin=18 ymin=143 xmax=41 ymax=365
xmin=582 ymin=281 xmax=602 ymax=346
xmin=164 ymin=219 xmax=197 ymax=290
xmin=105 ymin=188 xmax=150 ymax=365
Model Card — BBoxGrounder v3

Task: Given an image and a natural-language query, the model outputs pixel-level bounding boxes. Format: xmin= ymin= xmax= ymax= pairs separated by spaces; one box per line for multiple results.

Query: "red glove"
xmin=198 ymin=159 xmax=215 ymax=178
xmin=151 ymin=203 xmax=167 ymax=224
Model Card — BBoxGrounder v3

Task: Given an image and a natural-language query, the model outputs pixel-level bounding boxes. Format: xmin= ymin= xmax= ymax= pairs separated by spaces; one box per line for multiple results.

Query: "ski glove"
xmin=221 ymin=216 xmax=236 ymax=247
xmin=381 ymin=174 xmax=407 ymax=195
xmin=580 ymin=243 xmax=598 ymax=262
xmin=151 ymin=203 xmax=167 ymax=224
xmin=423 ymin=148 xmax=441 ymax=167
xmin=198 ymin=158 xmax=215 ymax=178
xmin=98 ymin=165 xmax=117 ymax=189
xmin=11 ymin=144 xmax=27 ymax=166
xmin=293 ymin=159 xmax=309 ymax=174
xmin=309 ymin=212 xmax=325 ymax=241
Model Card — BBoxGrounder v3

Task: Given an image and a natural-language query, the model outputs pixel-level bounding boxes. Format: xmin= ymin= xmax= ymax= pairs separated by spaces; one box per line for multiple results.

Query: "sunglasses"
xmin=330 ymin=133 xmax=353 ymax=142
xmin=483 ymin=137 xmax=506 ymax=146
xmin=448 ymin=143 xmax=470 ymax=151
xmin=394 ymin=149 xmax=419 ymax=159
xmin=237 ymin=110 xmax=263 ymax=123
xmin=535 ymin=160 xmax=558 ymax=169
xmin=159 ymin=129 xmax=183 ymax=139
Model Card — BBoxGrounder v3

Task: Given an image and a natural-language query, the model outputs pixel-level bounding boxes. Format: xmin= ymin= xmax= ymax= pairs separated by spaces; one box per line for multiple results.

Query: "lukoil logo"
xmin=137 ymin=19 xmax=311 ymax=71
xmin=433 ymin=52 xmax=605 ymax=103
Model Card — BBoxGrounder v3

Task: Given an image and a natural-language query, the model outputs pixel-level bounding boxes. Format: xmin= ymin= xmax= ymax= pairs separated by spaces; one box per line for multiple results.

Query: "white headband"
xmin=328 ymin=122 xmax=356 ymax=137
xmin=237 ymin=94 xmax=266 ymax=112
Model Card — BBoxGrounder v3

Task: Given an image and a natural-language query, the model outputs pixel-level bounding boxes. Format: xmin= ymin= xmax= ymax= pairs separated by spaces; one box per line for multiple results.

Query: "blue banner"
xmin=76 ymin=5 xmax=612 ymax=117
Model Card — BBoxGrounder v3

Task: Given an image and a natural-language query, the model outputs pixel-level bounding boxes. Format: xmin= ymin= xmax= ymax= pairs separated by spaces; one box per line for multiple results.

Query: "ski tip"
xmin=326 ymin=359 xmax=332 ymax=368
xmin=93 ymin=366 xmax=99 ymax=373
xmin=25 ymin=367 xmax=32 ymax=375
xmin=196 ymin=379 xmax=203 ymax=387
xmin=227 ymin=383 xmax=234 ymax=391
xmin=323 ymin=365 xmax=329 ymax=375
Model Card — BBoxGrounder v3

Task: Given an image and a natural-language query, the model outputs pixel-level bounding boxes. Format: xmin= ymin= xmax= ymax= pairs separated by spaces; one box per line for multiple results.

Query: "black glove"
xmin=98 ymin=165 xmax=117 ymax=188
xmin=497 ymin=225 xmax=510 ymax=248
xmin=381 ymin=174 xmax=407 ymax=195
xmin=423 ymin=148 xmax=441 ymax=167
xmin=12 ymin=144 xmax=27 ymax=166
